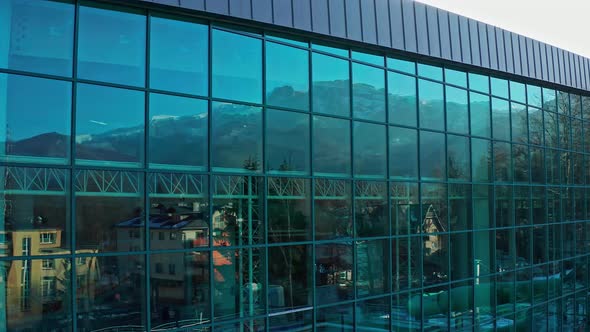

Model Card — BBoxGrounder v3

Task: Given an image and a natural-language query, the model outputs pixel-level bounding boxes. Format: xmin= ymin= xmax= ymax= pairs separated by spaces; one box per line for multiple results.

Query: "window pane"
xmin=451 ymin=233 xmax=473 ymax=280
xmin=421 ymin=182 xmax=447 ymax=234
xmin=355 ymin=181 xmax=387 ymax=237
xmin=387 ymin=58 xmax=415 ymax=74
xmin=313 ymin=116 xmax=350 ymax=176
xmin=314 ymin=179 xmax=352 ymax=240
xmin=270 ymin=310 xmax=312 ymax=331
xmin=268 ymin=245 xmax=312 ymax=311
xmin=351 ymin=51 xmax=383 ymax=66
xmin=356 ymin=240 xmax=389 ymax=296
xmin=418 ymin=63 xmax=442 ymax=81
xmin=493 ymin=141 xmax=512 ymax=182
xmin=492 ymin=98 xmax=510 ymax=141
xmin=418 ymin=79 xmax=444 ymax=130
xmin=266 ymin=109 xmax=309 ymax=174
xmin=212 ymin=102 xmax=262 ymax=172
xmin=420 ymin=131 xmax=445 ymax=180
xmin=510 ymin=81 xmax=526 ymax=103
xmin=473 ymin=185 xmax=493 ymax=229
xmin=544 ymin=110 xmax=558 ymax=147
xmin=445 ymin=68 xmax=467 ymax=87
xmin=0 ymin=0 xmax=74 ymax=76
xmin=150 ymin=252 xmax=210 ymax=327
xmin=315 ymin=243 xmax=353 ymax=304
xmin=447 ymin=134 xmax=470 ymax=181
xmin=150 ymin=16 xmax=208 ymax=95
xmin=268 ymin=177 xmax=311 ymax=242
xmin=389 ymin=126 xmax=418 ymax=180
xmin=470 ymin=91 xmax=491 ymax=138
xmin=353 ymin=122 xmax=386 ymax=178
xmin=491 ymin=78 xmax=508 ymax=98
xmin=527 ymin=84 xmax=542 ymax=108
xmin=446 ymin=86 xmax=469 ymax=134
xmin=356 ymin=297 xmax=389 ymax=330
xmin=312 ymin=43 xmax=348 ymax=57
xmin=469 ymin=73 xmax=489 ymax=93
xmin=212 ymin=29 xmax=262 ymax=103
xmin=472 ymin=138 xmax=492 ymax=182
xmin=75 ymin=169 xmax=144 ymax=253
xmin=352 ymin=63 xmax=385 ymax=121
xmin=149 ymin=93 xmax=207 ymax=170
xmin=388 ymin=72 xmax=417 ymax=127
xmin=266 ymin=41 xmax=309 ymax=111
xmin=0 ymin=74 xmax=71 ymax=163
xmin=511 ymin=102 xmax=528 ymax=143
xmin=76 ymin=84 xmax=144 ymax=167
xmin=78 ymin=4 xmax=145 ymax=86
xmin=495 ymin=186 xmax=513 ymax=228
xmin=530 ymin=147 xmax=545 ymax=183
xmin=148 ymin=172 xmax=208 ymax=250
xmin=528 ymin=106 xmax=543 ymax=145
xmin=513 ymin=144 xmax=529 ymax=182
xmin=391 ymin=182 xmax=419 ymax=236
xmin=392 ymin=236 xmax=421 ymax=290
xmin=542 ymin=88 xmax=557 ymax=112
xmin=0 ymin=166 xmax=70 ymax=257
xmin=312 ymin=53 xmax=350 ymax=116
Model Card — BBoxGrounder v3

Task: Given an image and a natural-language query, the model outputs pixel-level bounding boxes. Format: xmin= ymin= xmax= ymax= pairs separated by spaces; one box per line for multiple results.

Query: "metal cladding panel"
xmin=230 ymin=0 xmax=252 ymax=20
xmin=448 ymin=13 xmax=461 ymax=62
xmin=533 ymin=41 xmax=542 ymax=80
xmin=503 ymin=30 xmax=514 ymax=73
xmin=478 ymin=22 xmax=489 ymax=68
xmin=547 ymin=45 xmax=555 ymax=83
xmin=495 ymin=27 xmax=506 ymax=71
xmin=525 ymin=38 xmax=534 ymax=79
xmin=401 ymin=0 xmax=417 ymax=52
xmin=487 ymin=25 xmax=497 ymax=70
xmin=346 ymin=0 xmax=363 ymax=41
xmin=375 ymin=0 xmax=392 ymax=47
xmin=272 ymin=0 xmax=293 ymax=27
xmin=438 ymin=10 xmax=451 ymax=60
xmin=389 ymin=0 xmax=404 ymax=49
xmin=311 ymin=0 xmax=330 ymax=34
xmin=205 ymin=0 xmax=228 ymax=15
xmin=328 ymin=0 xmax=346 ymax=38
xmin=360 ymin=0 xmax=378 ymax=44
xmin=511 ymin=33 xmax=521 ymax=75
xmin=153 ymin=0 xmax=179 ymax=5
xmin=179 ymin=0 xmax=204 ymax=10
xmin=468 ymin=19 xmax=480 ymax=66
xmin=519 ymin=35 xmax=528 ymax=77
xmin=458 ymin=16 xmax=471 ymax=64
xmin=585 ymin=58 xmax=589 ymax=90
xmin=565 ymin=50 xmax=571 ymax=86
xmin=292 ymin=0 xmax=311 ymax=31
xmin=414 ymin=2 xmax=429 ymax=55
xmin=426 ymin=6 xmax=440 ymax=57
xmin=558 ymin=48 xmax=565 ymax=85
xmin=540 ymin=43 xmax=548 ymax=81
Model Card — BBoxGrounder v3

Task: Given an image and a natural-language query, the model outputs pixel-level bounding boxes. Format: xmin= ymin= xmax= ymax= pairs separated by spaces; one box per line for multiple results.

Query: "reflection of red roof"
xmin=213 ymin=251 xmax=231 ymax=266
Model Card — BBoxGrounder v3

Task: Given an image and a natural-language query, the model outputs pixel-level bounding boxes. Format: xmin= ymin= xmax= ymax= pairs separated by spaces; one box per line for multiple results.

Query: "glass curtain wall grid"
xmin=0 ymin=0 xmax=589 ymax=331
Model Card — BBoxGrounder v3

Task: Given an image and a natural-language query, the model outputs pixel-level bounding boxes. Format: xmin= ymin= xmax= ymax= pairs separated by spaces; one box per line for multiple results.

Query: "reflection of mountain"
xmin=6 ymin=132 xmax=68 ymax=158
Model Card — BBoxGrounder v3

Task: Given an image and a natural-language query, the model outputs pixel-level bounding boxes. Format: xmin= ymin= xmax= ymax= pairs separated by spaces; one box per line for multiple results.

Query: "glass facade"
xmin=0 ymin=1 xmax=589 ymax=331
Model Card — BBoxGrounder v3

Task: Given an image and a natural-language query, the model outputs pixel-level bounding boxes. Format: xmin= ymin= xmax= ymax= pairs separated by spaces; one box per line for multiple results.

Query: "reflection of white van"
xmin=268 ymin=285 xmax=285 ymax=308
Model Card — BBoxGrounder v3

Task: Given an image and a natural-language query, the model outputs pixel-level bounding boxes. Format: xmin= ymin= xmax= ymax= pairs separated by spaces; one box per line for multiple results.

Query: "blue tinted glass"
xmin=352 ymin=63 xmax=385 ymax=121
xmin=212 ymin=29 xmax=262 ymax=103
xmin=419 ymin=79 xmax=444 ymax=131
xmin=418 ymin=63 xmax=443 ymax=81
xmin=354 ymin=122 xmax=386 ymax=178
xmin=313 ymin=116 xmax=350 ymax=176
xmin=266 ymin=109 xmax=310 ymax=174
xmin=149 ymin=93 xmax=207 ymax=169
xmin=445 ymin=69 xmax=467 ymax=87
xmin=471 ymin=138 xmax=491 ymax=182
xmin=78 ymin=4 xmax=146 ymax=86
xmin=266 ymin=34 xmax=308 ymax=48
xmin=511 ymin=102 xmax=528 ymax=144
xmin=0 ymin=74 xmax=71 ymax=163
xmin=509 ymin=81 xmax=526 ymax=103
xmin=446 ymin=86 xmax=469 ymax=134
xmin=211 ymin=102 xmax=262 ymax=172
xmin=352 ymin=51 xmax=383 ymax=66
xmin=447 ymin=134 xmax=470 ymax=181
xmin=470 ymin=92 xmax=491 ymax=138
xmin=527 ymin=84 xmax=542 ymax=107
xmin=542 ymin=88 xmax=557 ymax=112
xmin=150 ymin=16 xmax=208 ymax=96
xmin=387 ymin=58 xmax=415 ymax=74
xmin=420 ymin=131 xmax=446 ymax=180
xmin=491 ymin=78 xmax=508 ymax=98
xmin=76 ymin=84 xmax=144 ymax=166
xmin=468 ymin=73 xmax=489 ymax=93
xmin=388 ymin=72 xmax=416 ymax=127
xmin=528 ymin=106 xmax=543 ymax=145
xmin=312 ymin=43 xmax=348 ymax=57
xmin=312 ymin=53 xmax=350 ymax=116
xmin=492 ymin=98 xmax=510 ymax=141
xmin=0 ymin=0 xmax=74 ymax=76
xmin=266 ymin=41 xmax=309 ymax=111
xmin=389 ymin=126 xmax=418 ymax=179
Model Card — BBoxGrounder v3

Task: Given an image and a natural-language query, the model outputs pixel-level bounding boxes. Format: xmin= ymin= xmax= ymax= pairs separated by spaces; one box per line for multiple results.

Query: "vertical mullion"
xmin=144 ymin=10 xmax=151 ymax=332
xmin=207 ymin=20 xmax=215 ymax=330
xmin=309 ymin=43 xmax=316 ymax=332
xmin=261 ymin=34 xmax=269 ymax=330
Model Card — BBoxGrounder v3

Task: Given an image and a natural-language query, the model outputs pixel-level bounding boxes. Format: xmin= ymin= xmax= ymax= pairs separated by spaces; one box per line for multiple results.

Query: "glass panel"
xmin=558 ymin=91 xmax=570 ymax=116
xmin=470 ymin=91 xmax=491 ymax=138
xmin=527 ymin=84 xmax=542 ymax=108
xmin=149 ymin=93 xmax=207 ymax=170
xmin=423 ymin=233 xmax=449 ymax=286
xmin=391 ymin=182 xmax=419 ymax=236
xmin=353 ymin=122 xmax=386 ymax=178
xmin=356 ymin=240 xmax=388 ymax=297
xmin=216 ymin=319 xmax=265 ymax=331
xmin=493 ymin=141 xmax=512 ymax=182
xmin=314 ymin=179 xmax=352 ymax=240
xmin=150 ymin=16 xmax=208 ymax=95
xmin=388 ymin=72 xmax=417 ymax=127
xmin=474 ymin=231 xmax=494 ymax=275
xmin=0 ymin=0 xmax=74 ymax=76
xmin=75 ymin=169 xmax=143 ymax=253
xmin=511 ymin=102 xmax=528 ymax=143
xmin=542 ymin=88 xmax=557 ymax=112
xmin=445 ymin=68 xmax=467 ymax=87
xmin=495 ymin=228 xmax=515 ymax=270
xmin=213 ymin=247 xmax=265 ymax=320
xmin=78 ymin=4 xmax=145 ymax=86
xmin=387 ymin=58 xmax=415 ymax=74
xmin=544 ymin=110 xmax=558 ymax=147
xmin=514 ymin=186 xmax=530 ymax=226
xmin=312 ymin=52 xmax=350 ymax=116
xmin=211 ymin=102 xmax=262 ymax=172
xmin=528 ymin=106 xmax=543 ymax=145
xmin=417 ymin=63 xmax=442 ymax=81
xmin=451 ymin=232 xmax=473 ymax=280
xmin=269 ymin=310 xmax=312 ymax=331
xmin=315 ymin=243 xmax=353 ymax=305
xmin=0 ymin=74 xmax=71 ymax=163
xmin=266 ymin=34 xmax=308 ymax=48
xmin=495 ymin=186 xmax=513 ymax=228
xmin=77 ymin=255 xmax=146 ymax=330
xmin=352 ymin=63 xmax=385 ymax=121
xmin=449 ymin=184 xmax=471 ymax=231
xmin=211 ymin=175 xmax=264 ymax=246
xmin=418 ymin=79 xmax=444 ymax=130
xmin=559 ymin=113 xmax=571 ymax=150
xmin=512 ymin=144 xmax=529 ymax=183
xmin=392 ymin=292 xmax=422 ymax=331
xmin=492 ymin=98 xmax=510 ymax=141
xmin=473 ymin=185 xmax=493 ymax=229
xmin=389 ymin=126 xmax=418 ymax=179
xmin=267 ymin=177 xmax=311 ymax=242
xmin=420 ymin=131 xmax=445 ymax=180
xmin=352 ymin=51 xmax=383 ymax=66
xmin=266 ymin=109 xmax=310 ymax=174
xmin=317 ymin=304 xmax=353 ymax=331
xmin=421 ymin=182 xmax=448 ymax=234
xmin=354 ymin=181 xmax=387 ymax=237
xmin=266 ymin=41 xmax=309 ymax=111
xmin=312 ymin=43 xmax=348 ymax=57
xmin=313 ymin=116 xmax=350 ymax=176
xmin=212 ymin=29 xmax=262 ymax=103
xmin=356 ymin=297 xmax=389 ymax=331
xmin=571 ymin=94 xmax=582 ymax=119
xmin=148 ymin=172 xmax=208 ymax=250
xmin=468 ymin=73 xmax=489 ymax=93
xmin=583 ymin=96 xmax=590 ymax=121
xmin=446 ymin=86 xmax=469 ymax=134
xmin=0 ymin=166 xmax=70 ymax=257
xmin=471 ymin=138 xmax=492 ymax=182
xmin=447 ymin=134 xmax=470 ymax=181
xmin=76 ymin=84 xmax=144 ymax=167
xmin=491 ymin=78 xmax=508 ymax=98
xmin=150 ymin=252 xmax=210 ymax=328
xmin=509 ymin=81 xmax=526 ymax=103
xmin=392 ymin=236 xmax=421 ymax=291
xmin=268 ymin=245 xmax=312 ymax=312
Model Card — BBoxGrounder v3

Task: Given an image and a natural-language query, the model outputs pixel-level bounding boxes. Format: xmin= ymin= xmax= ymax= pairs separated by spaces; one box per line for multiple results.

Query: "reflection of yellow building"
xmin=1 ymin=228 xmax=99 ymax=331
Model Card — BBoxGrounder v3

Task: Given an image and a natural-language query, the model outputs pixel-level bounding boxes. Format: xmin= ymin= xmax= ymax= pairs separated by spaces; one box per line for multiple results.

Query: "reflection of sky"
xmin=266 ymin=42 xmax=308 ymax=93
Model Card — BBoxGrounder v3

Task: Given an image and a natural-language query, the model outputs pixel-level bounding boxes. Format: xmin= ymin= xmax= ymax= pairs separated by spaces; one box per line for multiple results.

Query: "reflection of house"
xmin=422 ymin=204 xmax=446 ymax=254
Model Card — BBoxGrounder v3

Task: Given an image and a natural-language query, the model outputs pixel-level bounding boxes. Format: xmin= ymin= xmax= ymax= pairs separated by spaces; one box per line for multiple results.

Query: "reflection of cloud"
xmin=90 ymin=120 xmax=108 ymax=126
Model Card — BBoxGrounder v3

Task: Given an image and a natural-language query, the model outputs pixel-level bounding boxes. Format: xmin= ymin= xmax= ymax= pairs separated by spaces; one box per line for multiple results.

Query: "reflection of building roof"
xmin=115 ymin=212 xmax=207 ymax=230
